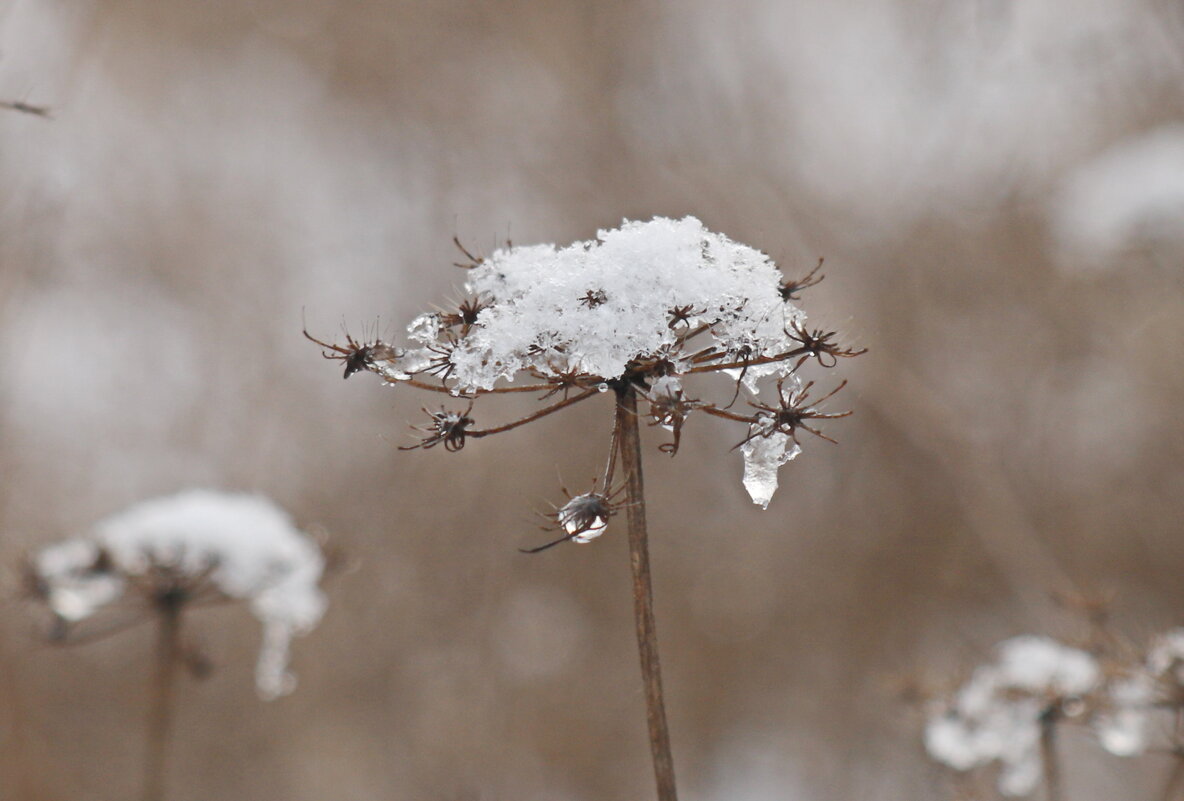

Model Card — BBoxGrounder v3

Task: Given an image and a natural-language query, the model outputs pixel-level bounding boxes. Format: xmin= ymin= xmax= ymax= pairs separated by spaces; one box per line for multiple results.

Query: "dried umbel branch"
xmin=308 ymin=216 xmax=864 ymax=801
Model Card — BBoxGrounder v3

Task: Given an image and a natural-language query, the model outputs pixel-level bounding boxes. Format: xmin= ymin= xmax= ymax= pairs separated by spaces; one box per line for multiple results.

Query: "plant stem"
xmin=1039 ymin=709 xmax=1062 ymax=801
xmin=615 ymin=384 xmax=678 ymax=801
xmin=144 ymin=603 xmax=182 ymax=801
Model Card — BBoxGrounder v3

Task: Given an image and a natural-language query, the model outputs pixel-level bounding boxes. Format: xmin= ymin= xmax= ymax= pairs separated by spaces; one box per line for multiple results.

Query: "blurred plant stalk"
xmin=144 ymin=602 xmax=182 ymax=801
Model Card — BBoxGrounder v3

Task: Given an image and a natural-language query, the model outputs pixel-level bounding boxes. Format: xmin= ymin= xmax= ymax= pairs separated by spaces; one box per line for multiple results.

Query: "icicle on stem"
xmin=615 ymin=383 xmax=678 ymax=801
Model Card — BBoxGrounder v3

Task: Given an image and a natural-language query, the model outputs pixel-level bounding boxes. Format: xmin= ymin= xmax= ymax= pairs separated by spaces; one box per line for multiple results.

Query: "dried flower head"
xmin=308 ymin=216 xmax=864 ymax=514
xmin=29 ymin=490 xmax=327 ymax=699
xmin=399 ymin=404 xmax=475 ymax=452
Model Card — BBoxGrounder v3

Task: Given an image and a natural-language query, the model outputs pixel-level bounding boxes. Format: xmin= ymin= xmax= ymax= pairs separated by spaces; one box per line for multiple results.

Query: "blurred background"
xmin=1 ymin=0 xmax=1183 ymax=799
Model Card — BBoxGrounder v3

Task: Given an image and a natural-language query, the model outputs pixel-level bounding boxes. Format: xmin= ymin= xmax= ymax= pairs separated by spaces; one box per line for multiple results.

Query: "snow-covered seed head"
xmin=557 ymin=493 xmax=612 ymax=543
xmin=922 ymin=635 xmax=1103 ymax=797
xmin=308 ymin=217 xmax=865 ymax=508
xmin=28 ymin=490 xmax=328 ymax=700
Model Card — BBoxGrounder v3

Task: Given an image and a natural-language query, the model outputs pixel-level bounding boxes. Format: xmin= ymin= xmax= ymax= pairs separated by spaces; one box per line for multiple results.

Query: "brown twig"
xmin=0 ymin=100 xmax=52 ymax=118
xmin=143 ymin=603 xmax=182 ymax=801
xmin=467 ymin=388 xmax=599 ymax=438
xmin=616 ymin=384 xmax=678 ymax=801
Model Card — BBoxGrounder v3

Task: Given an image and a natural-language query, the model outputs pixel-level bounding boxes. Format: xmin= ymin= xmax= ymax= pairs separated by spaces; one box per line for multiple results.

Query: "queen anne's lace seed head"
xmin=30 ymin=490 xmax=327 ymax=699
xmin=308 ymin=216 xmax=864 ymax=514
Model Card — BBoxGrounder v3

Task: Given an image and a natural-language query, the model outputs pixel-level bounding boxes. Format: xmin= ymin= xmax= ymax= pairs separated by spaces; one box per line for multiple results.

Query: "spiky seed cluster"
xmin=28 ymin=490 xmax=327 ymax=699
xmin=400 ymin=405 xmax=474 ymax=452
xmin=557 ymin=493 xmax=613 ymax=543
xmin=307 ymin=216 xmax=865 ymax=524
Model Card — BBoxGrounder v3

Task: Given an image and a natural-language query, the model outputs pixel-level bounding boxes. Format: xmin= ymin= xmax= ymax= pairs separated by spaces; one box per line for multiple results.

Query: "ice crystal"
xmin=32 ymin=490 xmax=327 ymax=699
xmin=740 ymin=421 xmax=801 ymax=510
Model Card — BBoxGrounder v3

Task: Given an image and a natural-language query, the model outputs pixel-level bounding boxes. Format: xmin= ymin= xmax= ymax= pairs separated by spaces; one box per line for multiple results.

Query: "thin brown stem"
xmin=467 ymin=388 xmax=599 ymax=438
xmin=615 ymin=384 xmax=678 ymax=801
xmin=685 ymin=347 xmax=812 ymax=374
xmin=1039 ymin=709 xmax=1062 ymax=801
xmin=699 ymin=405 xmax=758 ymax=424
xmin=602 ymin=411 xmax=622 ymax=489
xmin=144 ymin=603 xmax=182 ymax=801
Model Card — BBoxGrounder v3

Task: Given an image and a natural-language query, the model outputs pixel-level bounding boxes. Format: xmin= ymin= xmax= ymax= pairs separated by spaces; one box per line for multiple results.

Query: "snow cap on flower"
xmin=413 ymin=217 xmax=812 ymax=506
xmin=311 ymin=216 xmax=862 ymax=511
xmin=32 ymin=490 xmax=327 ymax=700
xmin=446 ymin=216 xmax=803 ymax=393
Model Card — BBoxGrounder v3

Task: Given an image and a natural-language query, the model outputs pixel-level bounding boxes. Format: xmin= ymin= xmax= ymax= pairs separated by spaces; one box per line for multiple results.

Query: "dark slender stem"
xmin=144 ymin=603 xmax=182 ymax=801
xmin=615 ymin=384 xmax=678 ymax=801
xmin=468 ymin=388 xmax=599 ymax=438
xmin=1039 ymin=709 xmax=1062 ymax=801
xmin=602 ymin=410 xmax=622 ymax=489
xmin=685 ymin=347 xmax=812 ymax=374
xmin=699 ymin=405 xmax=759 ymax=424
xmin=403 ymin=378 xmax=569 ymax=394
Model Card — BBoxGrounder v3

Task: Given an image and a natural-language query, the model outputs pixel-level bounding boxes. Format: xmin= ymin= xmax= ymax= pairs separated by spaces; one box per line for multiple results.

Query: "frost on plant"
xmin=29 ymin=490 xmax=327 ymax=699
xmin=305 ymin=216 xmax=863 ymax=518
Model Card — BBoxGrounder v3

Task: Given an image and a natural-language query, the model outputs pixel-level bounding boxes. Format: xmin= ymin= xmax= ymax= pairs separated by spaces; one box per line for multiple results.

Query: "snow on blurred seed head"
xmin=30 ymin=490 xmax=327 ymax=700
xmin=923 ymin=636 xmax=1100 ymax=797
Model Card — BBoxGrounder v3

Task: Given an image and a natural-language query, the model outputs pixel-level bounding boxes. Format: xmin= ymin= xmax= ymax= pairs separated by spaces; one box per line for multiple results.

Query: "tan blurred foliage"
xmin=1 ymin=1 xmax=1183 ymax=799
